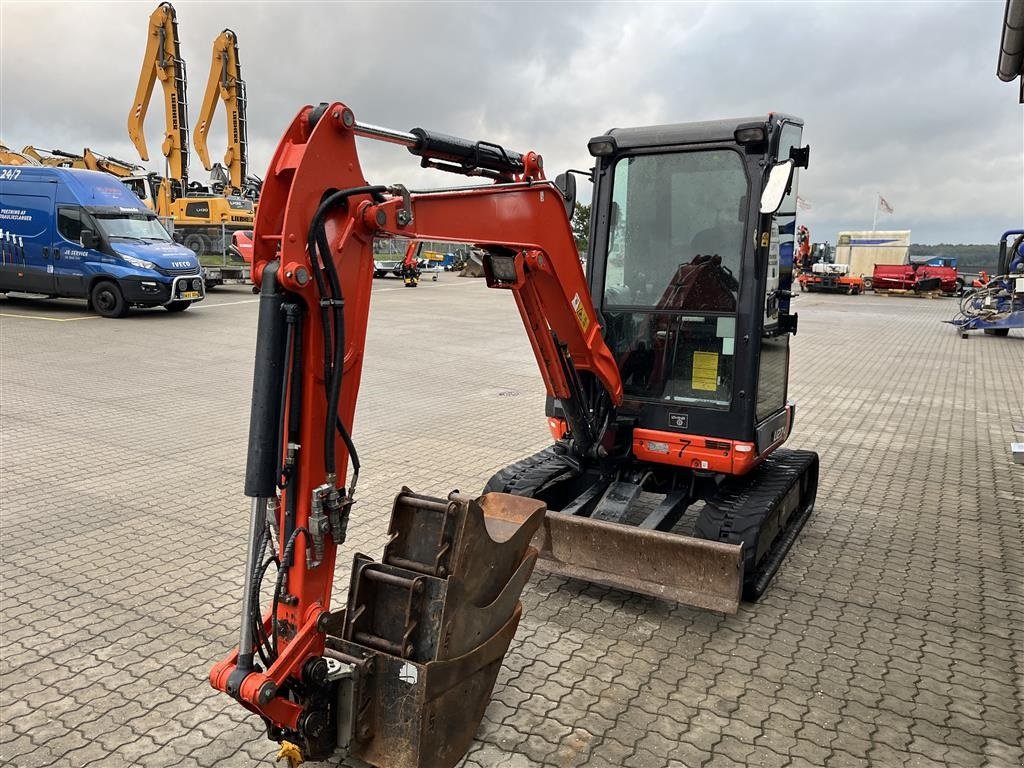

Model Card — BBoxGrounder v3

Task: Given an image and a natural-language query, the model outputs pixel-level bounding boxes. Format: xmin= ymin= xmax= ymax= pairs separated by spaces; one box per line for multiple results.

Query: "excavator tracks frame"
xmin=486 ymin=446 xmax=819 ymax=612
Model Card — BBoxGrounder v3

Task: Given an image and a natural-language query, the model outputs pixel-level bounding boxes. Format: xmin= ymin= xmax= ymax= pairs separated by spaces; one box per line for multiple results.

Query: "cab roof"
xmin=0 ymin=165 xmax=148 ymax=211
xmin=602 ymin=113 xmax=803 ymax=150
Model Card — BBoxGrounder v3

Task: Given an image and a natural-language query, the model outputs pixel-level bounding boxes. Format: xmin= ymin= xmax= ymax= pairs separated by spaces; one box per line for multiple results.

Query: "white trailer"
xmin=835 ymin=230 xmax=910 ymax=278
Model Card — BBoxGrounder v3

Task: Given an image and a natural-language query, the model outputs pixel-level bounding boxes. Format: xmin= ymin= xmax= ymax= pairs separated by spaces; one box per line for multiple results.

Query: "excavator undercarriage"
xmin=486 ymin=445 xmax=818 ymax=612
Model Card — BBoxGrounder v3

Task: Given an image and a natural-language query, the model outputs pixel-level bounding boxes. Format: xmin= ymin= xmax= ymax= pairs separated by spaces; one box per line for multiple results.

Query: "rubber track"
xmin=695 ymin=449 xmax=819 ymax=601
xmin=484 ymin=446 xmax=576 ymax=498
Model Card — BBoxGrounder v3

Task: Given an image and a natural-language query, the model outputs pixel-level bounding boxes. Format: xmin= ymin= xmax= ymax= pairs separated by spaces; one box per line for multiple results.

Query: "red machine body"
xmin=872 ymin=262 xmax=958 ymax=294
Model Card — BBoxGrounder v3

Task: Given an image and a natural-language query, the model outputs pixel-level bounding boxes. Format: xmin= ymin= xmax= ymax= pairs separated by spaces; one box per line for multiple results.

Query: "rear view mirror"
xmin=80 ymin=229 xmax=97 ymax=249
xmin=760 ymin=160 xmax=794 ymax=214
xmin=555 ymin=172 xmax=576 ymax=216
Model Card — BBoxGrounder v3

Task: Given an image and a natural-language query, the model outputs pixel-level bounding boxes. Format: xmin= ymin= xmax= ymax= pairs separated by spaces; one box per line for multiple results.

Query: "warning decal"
xmin=571 ymin=293 xmax=590 ymax=332
xmin=691 ymin=352 xmax=719 ymax=391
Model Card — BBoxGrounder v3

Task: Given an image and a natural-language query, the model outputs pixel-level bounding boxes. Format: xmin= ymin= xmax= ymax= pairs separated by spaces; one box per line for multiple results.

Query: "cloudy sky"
xmin=1 ymin=1 xmax=1021 ymax=243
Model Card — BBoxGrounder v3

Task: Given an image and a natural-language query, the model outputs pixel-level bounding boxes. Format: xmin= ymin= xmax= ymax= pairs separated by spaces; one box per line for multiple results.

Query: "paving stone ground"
xmin=1 ymin=276 xmax=1022 ymax=768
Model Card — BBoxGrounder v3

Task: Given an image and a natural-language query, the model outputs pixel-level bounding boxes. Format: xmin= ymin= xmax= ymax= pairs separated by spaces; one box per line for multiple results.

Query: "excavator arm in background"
xmin=127 ymin=1 xmax=189 ymax=188
xmin=0 ymin=143 xmax=40 ymax=166
xmin=82 ymin=149 xmax=145 ymax=178
xmin=19 ymin=146 xmax=143 ymax=178
xmin=209 ymin=101 xmax=623 ymax=767
xmin=20 ymin=146 xmax=76 ymax=167
xmin=194 ymin=29 xmax=249 ymax=192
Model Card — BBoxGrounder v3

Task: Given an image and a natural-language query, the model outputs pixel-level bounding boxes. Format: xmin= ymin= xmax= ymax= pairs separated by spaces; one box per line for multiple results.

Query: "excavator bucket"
xmin=322 ymin=488 xmax=545 ymax=768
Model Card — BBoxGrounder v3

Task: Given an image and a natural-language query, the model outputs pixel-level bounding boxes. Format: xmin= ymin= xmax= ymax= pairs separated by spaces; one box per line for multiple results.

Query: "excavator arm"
xmin=83 ymin=149 xmax=144 ymax=178
xmin=209 ymin=102 xmax=622 ymax=766
xmin=194 ymin=29 xmax=248 ymax=191
xmin=127 ymin=2 xmax=189 ymax=187
xmin=0 ymin=143 xmax=40 ymax=166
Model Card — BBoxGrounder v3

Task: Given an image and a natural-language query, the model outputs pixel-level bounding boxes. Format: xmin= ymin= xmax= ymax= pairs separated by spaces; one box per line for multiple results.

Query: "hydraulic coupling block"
xmin=307 ymin=484 xmax=332 ymax=569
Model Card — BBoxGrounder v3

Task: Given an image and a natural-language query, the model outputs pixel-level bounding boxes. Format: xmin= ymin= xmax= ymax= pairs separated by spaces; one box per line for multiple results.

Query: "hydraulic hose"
xmin=305 ymin=185 xmax=387 ymax=479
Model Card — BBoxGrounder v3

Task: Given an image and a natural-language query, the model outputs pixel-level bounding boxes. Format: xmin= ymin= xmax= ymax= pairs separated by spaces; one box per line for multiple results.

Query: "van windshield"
xmin=94 ymin=213 xmax=171 ymax=242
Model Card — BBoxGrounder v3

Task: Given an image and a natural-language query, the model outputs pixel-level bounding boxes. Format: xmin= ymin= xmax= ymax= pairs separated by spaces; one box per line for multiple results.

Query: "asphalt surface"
xmin=1 ymin=275 xmax=1022 ymax=768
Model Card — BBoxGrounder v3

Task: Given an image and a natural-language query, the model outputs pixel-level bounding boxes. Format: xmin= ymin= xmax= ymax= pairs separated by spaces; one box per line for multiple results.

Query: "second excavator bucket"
xmin=323 ymin=489 xmax=545 ymax=768
xmin=531 ymin=513 xmax=744 ymax=614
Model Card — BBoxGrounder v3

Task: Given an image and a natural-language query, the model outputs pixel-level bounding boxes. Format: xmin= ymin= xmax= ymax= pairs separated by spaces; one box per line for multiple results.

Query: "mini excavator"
xmin=211 ymin=102 xmax=818 ymax=767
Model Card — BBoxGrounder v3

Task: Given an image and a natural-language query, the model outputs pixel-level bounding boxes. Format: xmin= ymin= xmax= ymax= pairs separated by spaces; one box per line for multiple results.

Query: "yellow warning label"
xmin=760 ymin=231 xmax=769 ymax=248
xmin=572 ymin=293 xmax=590 ymax=332
xmin=692 ymin=351 xmax=719 ymax=391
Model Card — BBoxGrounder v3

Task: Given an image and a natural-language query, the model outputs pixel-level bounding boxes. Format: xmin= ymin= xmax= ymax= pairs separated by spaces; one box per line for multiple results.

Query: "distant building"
xmin=834 ymin=230 xmax=911 ymax=277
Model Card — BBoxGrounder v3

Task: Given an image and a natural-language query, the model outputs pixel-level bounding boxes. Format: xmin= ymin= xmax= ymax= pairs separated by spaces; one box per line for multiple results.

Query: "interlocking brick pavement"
xmin=1 ymin=279 xmax=1021 ymax=767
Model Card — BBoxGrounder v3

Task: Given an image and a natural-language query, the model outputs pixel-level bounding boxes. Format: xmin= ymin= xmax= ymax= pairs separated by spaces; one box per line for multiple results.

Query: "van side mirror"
xmin=760 ymin=160 xmax=794 ymax=214
xmin=555 ymin=172 xmax=576 ymax=216
xmin=80 ymin=229 xmax=97 ymax=249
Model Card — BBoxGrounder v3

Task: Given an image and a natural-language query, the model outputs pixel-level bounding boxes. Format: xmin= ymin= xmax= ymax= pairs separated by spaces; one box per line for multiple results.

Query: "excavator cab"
xmin=587 ymin=116 xmax=804 ymax=455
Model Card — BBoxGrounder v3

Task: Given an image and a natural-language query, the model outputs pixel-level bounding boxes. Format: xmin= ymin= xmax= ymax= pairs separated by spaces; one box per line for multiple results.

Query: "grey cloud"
xmin=1 ymin=0 xmax=1020 ymax=243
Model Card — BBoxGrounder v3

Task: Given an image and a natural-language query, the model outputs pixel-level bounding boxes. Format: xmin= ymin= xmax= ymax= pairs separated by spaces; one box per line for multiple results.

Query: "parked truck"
xmin=0 ymin=165 xmax=205 ymax=317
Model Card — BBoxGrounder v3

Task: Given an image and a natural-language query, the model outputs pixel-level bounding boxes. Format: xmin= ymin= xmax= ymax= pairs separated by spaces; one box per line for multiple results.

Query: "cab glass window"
xmin=604 ymin=150 xmax=748 ymax=311
xmin=57 ymin=207 xmax=83 ymax=243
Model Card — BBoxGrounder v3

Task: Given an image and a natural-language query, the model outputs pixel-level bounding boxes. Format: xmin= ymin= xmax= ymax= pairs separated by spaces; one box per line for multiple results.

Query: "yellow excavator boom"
xmin=1 ymin=143 xmax=41 ymax=166
xmin=194 ymin=28 xmax=248 ymax=191
xmin=127 ymin=2 xmax=189 ymax=186
xmin=82 ymin=148 xmax=144 ymax=178
xmin=21 ymin=146 xmax=79 ymax=167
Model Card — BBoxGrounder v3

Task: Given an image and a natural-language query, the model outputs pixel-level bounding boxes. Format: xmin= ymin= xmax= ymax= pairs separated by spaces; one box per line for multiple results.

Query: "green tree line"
xmin=908 ymin=243 xmax=1000 ymax=270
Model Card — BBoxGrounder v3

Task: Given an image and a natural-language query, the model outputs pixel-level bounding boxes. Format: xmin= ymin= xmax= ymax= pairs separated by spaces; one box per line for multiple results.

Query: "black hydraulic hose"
xmin=248 ymin=526 xmax=276 ymax=666
xmin=271 ymin=527 xmax=309 ymax=657
xmin=337 ymin=416 xmax=360 ymax=496
xmin=306 ymin=186 xmax=387 ymax=478
xmin=252 ymin=554 xmax=278 ymax=666
xmin=274 ymin=305 xmax=298 ymax=487
xmin=287 ymin=309 xmax=304 ymax=446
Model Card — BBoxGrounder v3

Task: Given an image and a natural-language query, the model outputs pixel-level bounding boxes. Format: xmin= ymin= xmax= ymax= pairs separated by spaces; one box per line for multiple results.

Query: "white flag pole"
xmin=872 ymin=194 xmax=879 ymax=232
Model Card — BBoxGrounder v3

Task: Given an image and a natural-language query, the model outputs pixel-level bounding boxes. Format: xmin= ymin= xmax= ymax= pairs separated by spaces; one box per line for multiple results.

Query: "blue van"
xmin=0 ymin=165 xmax=205 ymax=317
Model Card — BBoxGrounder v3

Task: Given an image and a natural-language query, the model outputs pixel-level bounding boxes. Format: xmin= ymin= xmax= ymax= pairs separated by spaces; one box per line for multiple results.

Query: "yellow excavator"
xmin=193 ymin=28 xmax=259 ymax=200
xmin=127 ymin=2 xmax=254 ymax=255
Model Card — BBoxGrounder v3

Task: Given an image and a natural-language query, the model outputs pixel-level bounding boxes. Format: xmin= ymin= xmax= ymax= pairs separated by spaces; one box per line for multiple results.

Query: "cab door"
xmin=0 ymin=178 xmax=56 ymax=293
xmin=53 ymin=206 xmax=90 ymax=296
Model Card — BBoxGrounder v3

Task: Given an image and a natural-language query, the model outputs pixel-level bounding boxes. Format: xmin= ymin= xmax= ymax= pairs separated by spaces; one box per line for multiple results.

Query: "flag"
xmin=878 ymin=195 xmax=894 ymax=214
xmin=796 ymin=196 xmax=812 ymax=211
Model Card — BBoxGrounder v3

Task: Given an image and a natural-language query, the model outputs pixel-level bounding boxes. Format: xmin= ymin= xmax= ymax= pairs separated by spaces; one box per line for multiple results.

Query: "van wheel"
xmin=91 ymin=281 xmax=128 ymax=318
xmin=165 ymin=301 xmax=191 ymax=313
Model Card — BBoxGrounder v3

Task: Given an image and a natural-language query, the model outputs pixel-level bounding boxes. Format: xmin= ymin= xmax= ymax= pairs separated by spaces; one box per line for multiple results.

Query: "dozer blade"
xmin=324 ymin=489 xmax=545 ymax=768
xmin=532 ymin=513 xmax=744 ymax=614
